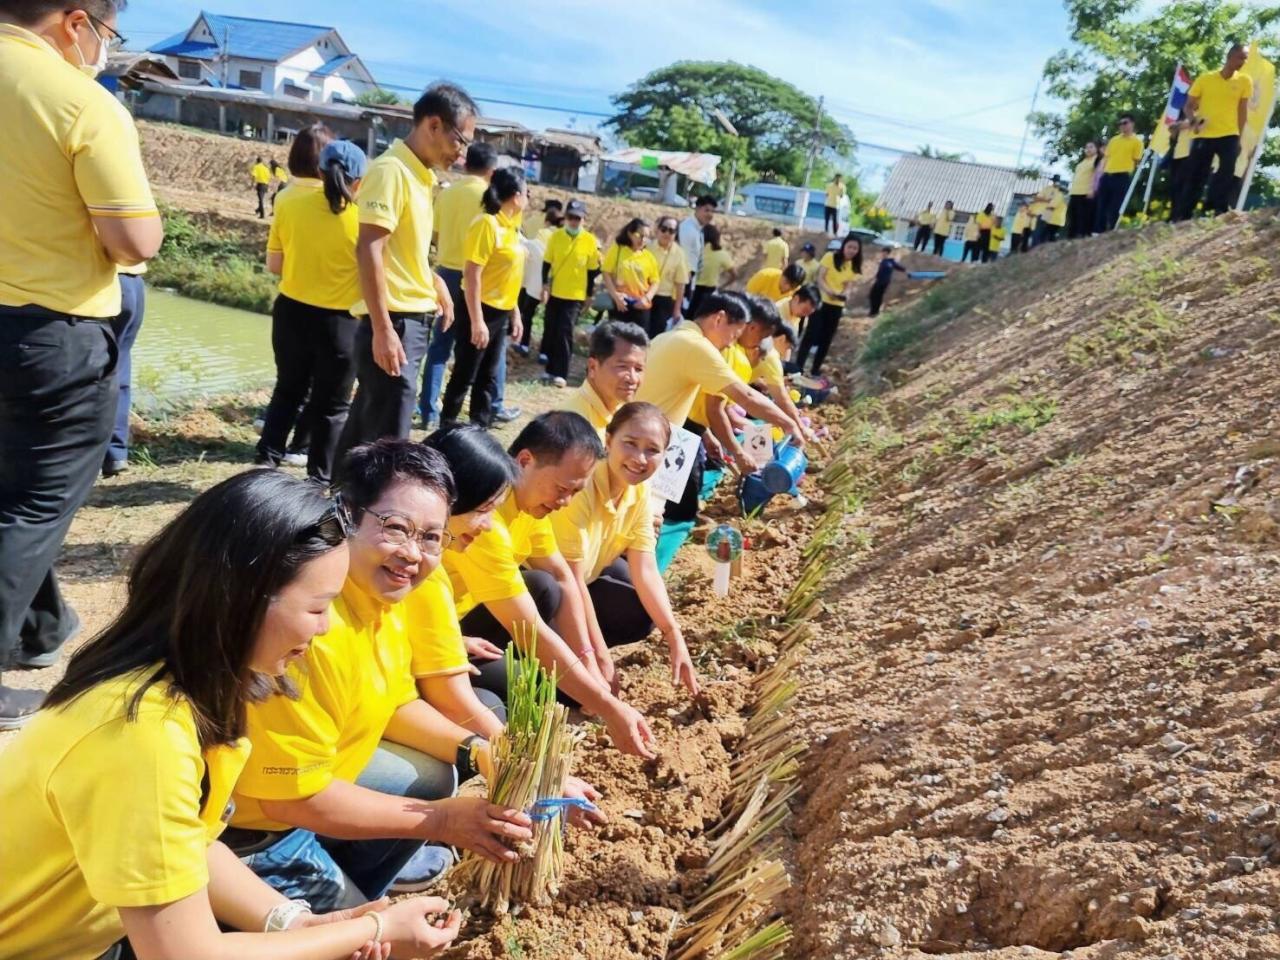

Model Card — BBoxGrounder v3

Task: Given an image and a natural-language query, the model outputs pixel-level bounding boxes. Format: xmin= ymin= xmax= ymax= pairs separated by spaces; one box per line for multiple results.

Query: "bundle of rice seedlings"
xmin=457 ymin=625 xmax=581 ymax=914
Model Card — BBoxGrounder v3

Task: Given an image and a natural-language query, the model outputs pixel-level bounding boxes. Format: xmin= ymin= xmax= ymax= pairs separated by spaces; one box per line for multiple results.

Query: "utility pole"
xmin=219 ymin=27 xmax=230 ymax=89
xmin=797 ymin=95 xmax=824 ymax=229
xmin=1015 ymin=78 xmax=1041 ymax=170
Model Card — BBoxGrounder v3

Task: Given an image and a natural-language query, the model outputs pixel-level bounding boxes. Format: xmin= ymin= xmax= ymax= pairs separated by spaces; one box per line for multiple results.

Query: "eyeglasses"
xmin=364 ymin=509 xmax=453 ymax=555
xmin=445 ymin=125 xmax=473 ymax=151
xmin=84 ymin=11 xmax=128 ymax=51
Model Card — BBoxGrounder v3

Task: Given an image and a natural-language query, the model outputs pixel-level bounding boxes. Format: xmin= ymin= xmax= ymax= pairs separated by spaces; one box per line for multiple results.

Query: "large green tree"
xmin=1034 ymin=0 xmax=1280 ymax=170
xmin=607 ymin=61 xmax=855 ymax=189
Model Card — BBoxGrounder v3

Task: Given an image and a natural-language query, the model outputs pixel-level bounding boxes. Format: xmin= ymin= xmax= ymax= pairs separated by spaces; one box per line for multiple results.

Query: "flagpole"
xmin=1236 ymin=83 xmax=1277 ymax=212
xmin=1141 ymin=151 xmax=1159 ymax=213
xmin=1119 ymin=149 xmax=1151 ymax=221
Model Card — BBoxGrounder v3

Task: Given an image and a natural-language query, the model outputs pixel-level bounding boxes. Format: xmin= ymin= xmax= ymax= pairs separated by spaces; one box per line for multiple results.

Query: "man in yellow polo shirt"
xmin=931 ymin=200 xmax=955 ymax=257
xmin=564 ymin=321 xmax=649 ymax=440
xmin=0 ymin=0 xmax=162 ymax=727
xmin=418 ymin=141 xmax=497 ymax=429
xmin=337 ymin=82 xmax=477 ymax=463
xmin=1096 ymin=113 xmax=1145 ymax=232
xmin=763 ymin=227 xmax=789 ymax=269
xmin=251 ymin=156 xmax=271 ymax=218
xmin=1176 ymin=43 xmax=1253 ymax=220
xmin=745 ymin=262 xmax=805 ymax=302
xmin=540 ymin=199 xmax=602 ymax=386
xmin=912 ymin=202 xmax=936 ymax=252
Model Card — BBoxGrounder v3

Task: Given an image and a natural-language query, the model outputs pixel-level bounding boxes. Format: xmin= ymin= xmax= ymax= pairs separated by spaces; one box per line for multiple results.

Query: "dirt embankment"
xmin=787 ymin=213 xmax=1280 ymax=958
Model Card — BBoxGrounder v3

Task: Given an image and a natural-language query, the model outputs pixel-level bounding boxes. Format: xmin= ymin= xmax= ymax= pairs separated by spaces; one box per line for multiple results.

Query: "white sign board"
xmin=650 ymin=425 xmax=702 ymax=503
xmin=740 ymin=422 xmax=774 ymax=467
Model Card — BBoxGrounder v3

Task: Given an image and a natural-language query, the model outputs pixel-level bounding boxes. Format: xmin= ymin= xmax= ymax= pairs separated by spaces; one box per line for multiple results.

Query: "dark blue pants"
xmin=1094 ymin=172 xmax=1132 ymax=233
xmin=105 ymin=273 xmax=145 ymax=467
xmin=418 ymin=267 xmax=463 ymax=424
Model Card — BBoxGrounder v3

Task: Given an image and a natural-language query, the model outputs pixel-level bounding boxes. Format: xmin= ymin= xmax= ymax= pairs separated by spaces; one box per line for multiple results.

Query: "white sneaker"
xmin=552 ymin=376 xmax=567 ymax=388
xmin=282 ymin=452 xmax=307 ymax=467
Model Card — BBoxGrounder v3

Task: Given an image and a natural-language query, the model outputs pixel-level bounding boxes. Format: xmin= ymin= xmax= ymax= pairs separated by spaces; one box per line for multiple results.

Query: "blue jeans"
xmin=418 ymin=267 xmax=463 ymax=424
xmin=106 ymin=274 xmax=145 ymax=465
xmin=240 ymin=742 xmax=457 ymax=910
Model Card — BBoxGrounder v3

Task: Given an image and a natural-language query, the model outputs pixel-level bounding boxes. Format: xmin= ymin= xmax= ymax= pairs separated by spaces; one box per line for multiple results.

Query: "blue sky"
xmin=121 ymin=0 xmax=1074 ymax=187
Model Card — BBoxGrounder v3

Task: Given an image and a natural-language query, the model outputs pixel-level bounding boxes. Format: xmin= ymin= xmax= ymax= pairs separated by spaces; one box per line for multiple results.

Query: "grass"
xmin=859 ymin=269 xmax=988 ymax=368
xmin=149 ymin=204 xmax=276 ymax=313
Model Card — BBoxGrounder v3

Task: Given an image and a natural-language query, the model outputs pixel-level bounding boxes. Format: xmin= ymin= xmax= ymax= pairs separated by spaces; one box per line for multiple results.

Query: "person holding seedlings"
xmin=563 ymin=320 xmax=649 ymax=441
xmin=228 ymin=441 xmax=536 ymax=908
xmin=794 ymin=233 xmax=862 ymax=375
xmin=688 ymin=329 xmax=756 ymax=475
xmin=552 ymin=402 xmax=699 ymax=696
xmin=0 ymin=469 xmax=463 ymax=960
xmin=745 ymin=262 xmax=806 ymax=302
xmin=690 ymin=222 xmax=735 ymax=314
xmin=646 ymin=214 xmax=690 ymax=338
xmin=869 ymin=247 xmax=907 ymax=318
xmin=444 ymin=411 xmax=657 ymax=757
xmin=540 ymin=198 xmax=601 ymax=388
xmin=601 ymin=216 xmax=660 ymax=331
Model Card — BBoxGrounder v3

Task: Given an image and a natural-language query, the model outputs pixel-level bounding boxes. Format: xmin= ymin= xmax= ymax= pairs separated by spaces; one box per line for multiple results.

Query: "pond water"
xmin=131 ymin=288 xmax=274 ymax=410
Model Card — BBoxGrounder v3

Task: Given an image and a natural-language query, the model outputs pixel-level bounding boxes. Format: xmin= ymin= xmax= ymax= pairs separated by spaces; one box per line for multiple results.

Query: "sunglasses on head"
xmin=301 ymin=497 xmax=353 ymax=544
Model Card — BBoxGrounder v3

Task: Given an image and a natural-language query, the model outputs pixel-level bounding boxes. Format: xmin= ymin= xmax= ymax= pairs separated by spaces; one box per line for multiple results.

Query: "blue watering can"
xmin=739 ymin=440 xmax=808 ymax=515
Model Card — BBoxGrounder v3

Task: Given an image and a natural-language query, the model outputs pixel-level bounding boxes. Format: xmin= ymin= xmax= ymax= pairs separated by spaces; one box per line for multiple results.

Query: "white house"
xmin=149 ymin=11 xmax=379 ymax=104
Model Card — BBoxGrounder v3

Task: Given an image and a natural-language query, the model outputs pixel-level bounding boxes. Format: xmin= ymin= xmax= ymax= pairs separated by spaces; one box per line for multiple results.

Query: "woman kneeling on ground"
xmin=0 ymin=470 xmax=459 ymax=960
xmin=552 ymin=402 xmax=699 ymax=698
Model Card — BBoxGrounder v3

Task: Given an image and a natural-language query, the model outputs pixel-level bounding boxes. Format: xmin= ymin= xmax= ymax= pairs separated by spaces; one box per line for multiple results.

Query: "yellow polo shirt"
xmin=352 ymin=139 xmax=439 ymax=315
xmin=763 ymin=235 xmax=789 ymax=270
xmin=434 ymin=173 xmax=487 ymax=271
xmin=1070 ymin=156 xmax=1096 ymax=195
xmin=746 ymin=267 xmax=786 ymax=301
xmin=403 ymin=564 xmax=470 ymax=680
xmin=274 ymin=167 xmax=289 ymax=185
xmin=799 ymin=257 xmax=820 ymax=284
xmin=1103 ymin=133 xmax=1145 ymax=174
xmin=1012 ymin=210 xmax=1029 ymax=233
xmin=989 ymin=227 xmax=1006 ymax=252
xmin=823 ymin=181 xmax=845 ymax=206
xmin=751 ymin=345 xmax=786 ymax=389
xmin=648 ymin=240 xmax=691 ymax=298
xmin=975 ymin=212 xmax=994 ymax=230
xmin=697 ymin=246 xmax=733 ymax=286
xmin=775 ymin=295 xmax=804 ymax=327
xmin=563 ymin=380 xmax=616 ymax=440
xmin=267 ymin=178 xmax=361 ymax=310
xmin=637 ymin=320 xmax=741 ymax=426
xmin=0 ymin=25 xmax=156 ymax=318
xmin=690 ymin=342 xmax=753 ymax=427
xmin=252 ymin=162 xmax=271 ymax=185
xmin=0 ymin=668 xmax=249 ymax=960
xmin=1189 ymin=70 xmax=1253 ymax=139
xmin=543 ymin=228 xmax=602 ymax=300
xmin=602 ymin=243 xmax=660 ymax=298
xmin=963 ymin=217 xmax=981 ymax=242
xmin=443 ymin=490 xmax=559 ymax=618
xmin=232 ymin=586 xmax=418 ymax=831
xmin=817 ymin=251 xmax=860 ymax=306
xmin=1047 ymin=190 xmax=1068 ymax=227
xmin=464 ymin=209 xmax=525 ymax=311
xmin=552 ymin=460 xmax=657 ymax=583
xmin=916 ymin=209 xmax=937 ymax=227
xmin=933 ymin=209 xmax=954 ymax=235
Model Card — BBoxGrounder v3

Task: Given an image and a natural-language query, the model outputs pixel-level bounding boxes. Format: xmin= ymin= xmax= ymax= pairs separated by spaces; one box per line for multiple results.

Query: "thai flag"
xmin=1163 ymin=65 xmax=1193 ymax=126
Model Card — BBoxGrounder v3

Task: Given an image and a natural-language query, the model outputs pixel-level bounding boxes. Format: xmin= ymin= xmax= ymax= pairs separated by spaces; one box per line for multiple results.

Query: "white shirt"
xmin=521 ymin=236 xmax=544 ymax=297
xmin=677 ymin=217 xmax=704 ymax=279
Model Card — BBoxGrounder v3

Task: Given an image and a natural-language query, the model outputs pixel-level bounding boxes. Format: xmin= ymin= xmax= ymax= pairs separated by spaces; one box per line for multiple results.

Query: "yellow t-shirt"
xmin=464 ymin=209 xmax=525 ymax=311
xmin=266 ymin=178 xmax=361 ymax=310
xmin=647 ymin=240 xmax=691 ymax=298
xmin=763 ymin=235 xmax=789 ymax=270
xmin=799 ymin=257 xmax=820 ymax=285
xmin=751 ymin=346 xmax=786 ymax=389
xmin=636 ymin=320 xmax=743 ymax=426
xmin=274 ymin=167 xmax=290 ymax=185
xmin=916 ymin=209 xmax=937 ymax=227
xmin=433 ymin=174 xmax=487 ymax=272
xmin=933 ymin=209 xmax=954 ymax=235
xmin=351 ymin=139 xmax=439 ymax=315
xmin=0 ymin=25 xmax=156 ymax=318
xmin=1189 ymin=70 xmax=1254 ymax=139
xmin=444 ymin=490 xmax=559 ymax=618
xmin=1047 ymin=189 xmax=1068 ymax=227
xmin=602 ymin=243 xmax=660 ymax=298
xmin=696 ymin=245 xmax=733 ymax=286
xmin=252 ymin=162 xmax=271 ymax=185
xmin=823 ymin=181 xmax=845 ymax=206
xmin=746 ymin=267 xmax=786 ymax=301
xmin=1103 ymin=133 xmax=1145 ymax=174
xmin=551 ymin=460 xmax=657 ymax=583
xmin=989 ymin=227 xmax=1006 ymax=252
xmin=975 ymin=212 xmax=994 ymax=231
xmin=0 ymin=668 xmax=249 ymax=960
xmin=775 ymin=295 xmax=802 ymax=326
xmin=963 ymin=217 xmax=981 ymax=242
xmin=403 ymin=564 xmax=470 ymax=679
xmin=543 ymin=227 xmax=602 ymax=300
xmin=233 ymin=587 xmax=418 ymax=831
xmin=1012 ymin=210 xmax=1029 ymax=233
xmin=817 ymin=250 xmax=860 ymax=306
xmin=1070 ymin=156 xmax=1097 ymax=195
xmin=690 ymin=341 xmax=753 ymax=427
xmin=563 ymin=380 xmax=616 ymax=441
xmin=521 ymin=209 xmax=545 ymax=240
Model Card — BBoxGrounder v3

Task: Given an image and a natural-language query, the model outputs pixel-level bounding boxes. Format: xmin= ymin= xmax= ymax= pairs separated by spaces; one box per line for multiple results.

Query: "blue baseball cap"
xmin=319 ymin=140 xmax=368 ymax=180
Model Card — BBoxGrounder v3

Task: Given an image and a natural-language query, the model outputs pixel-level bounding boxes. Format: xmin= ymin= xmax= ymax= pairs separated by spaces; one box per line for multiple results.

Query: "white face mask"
xmin=73 ymin=20 xmax=109 ymax=79
xmin=565 ymin=225 xmax=581 ymax=236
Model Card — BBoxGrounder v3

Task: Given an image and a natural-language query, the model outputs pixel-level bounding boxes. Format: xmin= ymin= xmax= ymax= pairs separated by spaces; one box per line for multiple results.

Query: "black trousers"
xmin=609 ymin=304 xmax=651 ymax=333
xmin=931 ymin=231 xmax=947 ymax=257
xmin=1041 ymin=224 xmax=1061 ymax=243
xmin=460 ymin=568 xmax=562 ymax=703
xmin=517 ymin=290 xmax=539 ymax=349
xmin=255 ymin=183 xmax=268 ymax=218
xmin=795 ymin=301 xmax=842 ymax=374
xmin=913 ymin=226 xmax=932 ymax=252
xmin=823 ymin=205 xmax=838 ymax=233
xmin=587 ymin=558 xmax=653 ymax=645
xmin=978 ymin=229 xmax=992 ymax=259
xmin=542 ymin=296 xmax=582 ymax=379
xmin=257 ymin=294 xmax=358 ymax=485
xmin=441 ymin=302 xmax=510 ymax=427
xmin=1177 ymin=135 xmax=1241 ymax=219
xmin=961 ymin=240 xmax=980 ymax=262
xmin=649 ymin=295 xmax=677 ymax=338
xmin=868 ymin=280 xmax=889 ymax=318
xmin=1067 ymin=195 xmax=1093 ymax=239
xmin=0 ymin=310 xmax=117 ymax=669
xmin=336 ymin=312 xmax=432 ymax=466
xmin=1094 ymin=172 xmax=1131 ymax=232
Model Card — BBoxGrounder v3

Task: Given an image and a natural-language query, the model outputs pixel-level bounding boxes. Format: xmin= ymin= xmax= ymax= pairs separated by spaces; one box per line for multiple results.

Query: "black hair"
xmin=1084 ymin=140 xmax=1102 ymax=169
xmin=793 ymin=284 xmax=819 ymax=305
xmin=338 ymin=438 xmax=457 ymax=515
xmin=509 ymin=411 xmax=605 ymax=464
xmin=413 ymin=81 xmax=478 ymax=127
xmin=745 ymin=294 xmax=782 ymax=333
xmin=482 ymin=167 xmax=525 ymax=216
xmin=781 ymin=263 xmax=806 ymax=288
xmin=615 ymin=216 xmax=650 ymax=247
xmin=544 ymin=199 xmax=564 ymax=211
xmin=774 ymin=323 xmax=798 ymax=348
xmin=983 ymin=202 xmax=995 ymax=215
xmin=269 ymin=159 xmax=280 ymax=171
xmin=589 ymin=320 xmax=648 ymax=361
xmin=322 ymin=145 xmax=363 ymax=215
xmin=771 ymin=227 xmax=783 ymax=237
xmin=288 ymin=122 xmax=333 ymax=179
xmin=1228 ymin=41 xmax=1247 ymax=55
xmin=425 ymin=426 xmax=518 ymax=515
xmin=694 ymin=289 xmax=749 ymax=325
xmin=2 ymin=0 xmax=123 ymax=20
xmin=695 ymin=196 xmax=718 ymax=209
xmin=703 ymin=223 xmax=723 ymax=251
xmin=606 ymin=401 xmax=671 ymax=445
xmin=546 ymin=209 xmax=565 ymax=227
xmin=45 ymin=471 xmax=346 ymax=749
xmin=833 ymin=232 xmax=864 ymax=273
xmin=465 ymin=141 xmax=498 ymax=174
xmin=1119 ymin=112 xmax=1135 ymax=123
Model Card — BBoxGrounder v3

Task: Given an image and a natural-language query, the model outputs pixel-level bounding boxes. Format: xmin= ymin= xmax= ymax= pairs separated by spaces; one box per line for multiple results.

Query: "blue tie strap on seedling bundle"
xmin=528 ymin=797 xmax=600 ymax=834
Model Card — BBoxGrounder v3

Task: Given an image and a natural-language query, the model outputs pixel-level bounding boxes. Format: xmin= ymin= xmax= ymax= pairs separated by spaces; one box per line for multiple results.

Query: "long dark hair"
xmin=983 ymin=202 xmax=995 ymax=216
xmin=833 ymin=232 xmax=863 ymax=273
xmin=322 ymin=154 xmax=363 ymax=214
xmin=481 ymin=167 xmax=525 ymax=216
xmin=703 ymin=223 xmax=723 ymax=251
xmin=615 ymin=217 xmax=649 ymax=248
xmin=1085 ymin=140 xmax=1102 ymax=169
xmin=425 ymin=425 xmax=518 ymax=515
xmin=44 ymin=472 xmax=348 ymax=749
xmin=287 ymin=122 xmax=333 ymax=179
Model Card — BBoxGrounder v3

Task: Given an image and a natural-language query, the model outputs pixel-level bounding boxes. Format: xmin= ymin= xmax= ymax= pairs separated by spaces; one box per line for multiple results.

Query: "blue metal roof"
xmin=149 ymin=11 xmax=333 ymax=63
xmin=311 ymin=54 xmax=356 ymax=77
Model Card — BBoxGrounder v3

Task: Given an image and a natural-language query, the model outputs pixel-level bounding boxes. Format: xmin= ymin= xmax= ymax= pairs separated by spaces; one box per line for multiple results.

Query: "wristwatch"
xmin=456 ymin=734 xmax=485 ymax=781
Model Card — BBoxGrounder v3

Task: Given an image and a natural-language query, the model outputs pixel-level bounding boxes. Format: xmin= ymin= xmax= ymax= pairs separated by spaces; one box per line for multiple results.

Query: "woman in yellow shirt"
xmin=440 ymin=167 xmax=527 ymax=428
xmin=260 ymin=133 xmax=368 ymax=486
xmin=794 ymin=234 xmax=862 ymax=375
xmin=1067 ymin=141 xmax=1100 ymax=239
xmin=646 ymin=214 xmax=691 ymax=338
xmin=690 ymin=222 xmax=736 ymax=314
xmin=602 ymin=216 xmax=660 ymax=332
xmin=975 ymin=203 xmax=995 ymax=257
xmin=986 ymin=216 xmax=1006 ymax=262
xmin=961 ymin=215 xmax=982 ymax=263
xmin=551 ymin=402 xmax=698 ymax=696
xmin=0 ymin=470 xmax=461 ymax=960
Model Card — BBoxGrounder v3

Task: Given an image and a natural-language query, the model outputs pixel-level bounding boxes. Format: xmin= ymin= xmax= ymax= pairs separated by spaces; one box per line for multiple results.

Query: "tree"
xmin=916 ymin=144 xmax=973 ymax=162
xmin=355 ymin=88 xmax=404 ymax=107
xmin=607 ymin=61 xmax=855 ymax=189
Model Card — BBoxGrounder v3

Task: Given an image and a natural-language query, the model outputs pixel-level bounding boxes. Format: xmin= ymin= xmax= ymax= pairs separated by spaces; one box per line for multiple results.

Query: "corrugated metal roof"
xmin=311 ymin=54 xmax=356 ymax=77
xmin=150 ymin=12 xmax=334 ymax=63
xmin=538 ymin=128 xmax=603 ymax=155
xmin=877 ymin=154 xmax=1049 ymax=219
